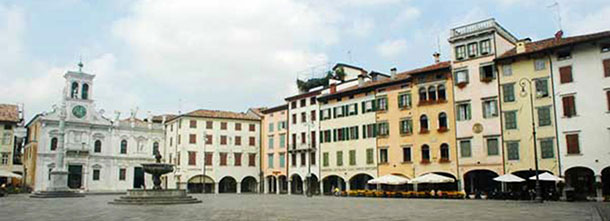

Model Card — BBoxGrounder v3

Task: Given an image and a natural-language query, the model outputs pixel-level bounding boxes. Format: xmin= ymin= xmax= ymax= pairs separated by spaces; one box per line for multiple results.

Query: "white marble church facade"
xmin=26 ymin=65 xmax=165 ymax=193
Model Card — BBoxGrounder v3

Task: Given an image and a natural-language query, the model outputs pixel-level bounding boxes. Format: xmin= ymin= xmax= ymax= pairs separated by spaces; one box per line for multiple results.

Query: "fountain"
xmin=109 ymin=151 xmax=201 ymax=205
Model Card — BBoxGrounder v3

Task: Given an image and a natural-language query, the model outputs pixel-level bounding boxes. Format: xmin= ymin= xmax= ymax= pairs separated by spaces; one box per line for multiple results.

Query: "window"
xmin=540 ymin=138 xmax=554 ymax=159
xmin=455 ymin=45 xmax=466 ymax=60
xmin=301 ymin=112 xmax=306 ymax=123
xmin=1 ymin=153 xmax=8 ymax=165
xmin=323 ymin=152 xmax=329 ymax=167
xmin=206 ymin=121 xmax=213 ymax=129
xmin=379 ymin=149 xmax=388 ymax=164
xmin=480 ymin=39 xmax=491 ymax=54
xmin=300 ymin=153 xmax=306 ymax=166
xmin=440 ymin=144 xmax=450 ymax=161
xmin=205 ymin=152 xmax=212 ymax=166
xmin=291 ymin=101 xmax=296 ymax=109
xmin=456 ymin=102 xmax=471 ymax=121
xmin=220 ymin=153 xmax=227 ymax=166
xmin=480 ymin=64 xmax=495 ymax=81
xmin=152 ymin=142 xmax=159 ymax=155
xmin=428 ymin=86 xmax=437 ymax=101
xmin=311 ymin=152 xmax=316 ymax=165
xmin=400 ymin=118 xmax=413 ymax=134
xmin=366 ymin=148 xmax=374 ymax=164
xmin=279 ymin=134 xmax=285 ymax=148
xmin=81 ymin=83 xmax=89 ymax=99
xmin=537 ymin=106 xmax=552 ymax=126
xmin=311 ymin=110 xmax=316 ymax=121
xmin=301 ymin=132 xmax=306 ymax=144
xmin=235 ymin=123 xmax=241 ymax=131
xmin=278 ymin=121 xmax=287 ymax=130
xmin=460 ymin=140 xmax=471 ymax=158
xmin=418 ymin=87 xmax=427 ymax=102
xmin=437 ymin=85 xmax=446 ymax=101
xmin=362 ymin=100 xmax=376 ymax=113
xmin=234 ymin=153 xmax=242 ymax=166
xmin=249 ymin=137 xmax=255 ymax=146
xmin=268 ymin=154 xmax=274 ymax=168
xmin=221 ymin=122 xmax=227 ymax=130
xmin=336 ymin=151 xmax=343 ymax=166
xmin=455 ymin=70 xmax=469 ymax=85
xmin=249 ymin=153 xmax=256 ymax=167
xmin=349 ymin=150 xmax=356 ymax=165
xmin=504 ymin=111 xmax=517 ymax=130
xmin=189 ymin=134 xmax=196 ymax=144
xmin=177 ymin=135 xmax=181 ymax=145
xmin=70 ymin=82 xmax=78 ymax=98
xmin=603 ymin=44 xmax=610 ymax=53
xmin=292 ymin=114 xmax=296 ymax=124
xmin=220 ymin=135 xmax=227 ymax=145
xmin=249 ymin=124 xmax=255 ymax=132
xmin=235 ymin=136 xmax=241 ymax=146
xmin=268 ymin=136 xmax=273 ymax=149
xmin=607 ymin=91 xmax=610 ymax=111
xmin=189 ymin=120 xmax=197 ymax=128
xmin=507 ymin=142 xmax=520 ymax=160
xmin=362 ymin=123 xmax=378 ymax=138
xmin=292 ymin=134 xmax=296 ymax=148
xmin=419 ymin=115 xmax=429 ymax=132
xmin=377 ymin=97 xmax=388 ymax=111
xmin=93 ymin=169 xmax=100 ymax=181
xmin=300 ymin=99 xmax=306 ymax=107
xmin=479 ymin=99 xmax=497 ymax=119
xmin=94 ymin=140 xmax=102 ymax=153
xmin=467 ymin=42 xmax=478 ymax=57
xmin=487 ymin=138 xmax=499 ymax=156
xmin=502 ymin=84 xmax=515 ymax=102
xmin=311 ymin=131 xmax=316 ymax=148
xmin=562 ymin=95 xmax=577 ymax=117
xmin=534 ymin=59 xmax=546 ymax=71
xmin=119 ymin=168 xmax=126 ymax=181
xmin=398 ymin=93 xmax=412 ymax=109
xmin=50 ymin=137 xmax=58 ymax=151
xmin=438 ymin=113 xmax=448 ymax=129
xmin=602 ymin=59 xmax=610 ymax=77
xmin=535 ymin=79 xmax=549 ymax=97
xmin=402 ymin=147 xmax=411 ymax=162
xmin=378 ymin=122 xmax=389 ymax=136
xmin=347 ymin=103 xmax=357 ymax=116
xmin=205 ymin=135 xmax=213 ymax=145
xmin=502 ymin=64 xmax=512 ymax=76
xmin=559 ymin=66 xmax=573 ymax=84
xmin=566 ymin=134 xmax=580 ymax=154
xmin=279 ymin=153 xmax=285 ymax=168
xmin=291 ymin=153 xmax=297 ymax=166
xmin=421 ymin=145 xmax=430 ymax=162
xmin=188 ymin=151 xmax=196 ymax=165
xmin=557 ymin=50 xmax=571 ymax=60
xmin=120 ymin=140 xmax=127 ymax=154
xmin=310 ymin=97 xmax=316 ymax=105
xmin=176 ymin=152 xmax=181 ymax=165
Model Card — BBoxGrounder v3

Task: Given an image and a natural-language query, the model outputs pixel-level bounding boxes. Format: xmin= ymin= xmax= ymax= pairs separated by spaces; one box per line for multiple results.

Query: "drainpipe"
xmin=547 ymin=54 xmax=562 ymax=177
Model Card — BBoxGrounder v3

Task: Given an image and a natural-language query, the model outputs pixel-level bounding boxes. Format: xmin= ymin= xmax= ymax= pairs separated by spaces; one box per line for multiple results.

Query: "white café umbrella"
xmin=493 ymin=174 xmax=525 ymax=183
xmin=410 ymin=173 xmax=455 ymax=184
xmin=529 ymin=172 xmax=564 ymax=182
xmin=0 ymin=170 xmax=22 ymax=179
xmin=367 ymin=174 xmax=410 ymax=185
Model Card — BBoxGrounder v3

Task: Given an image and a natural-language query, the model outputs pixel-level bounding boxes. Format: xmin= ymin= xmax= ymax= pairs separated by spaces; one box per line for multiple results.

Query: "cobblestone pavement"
xmin=0 ymin=194 xmax=606 ymax=221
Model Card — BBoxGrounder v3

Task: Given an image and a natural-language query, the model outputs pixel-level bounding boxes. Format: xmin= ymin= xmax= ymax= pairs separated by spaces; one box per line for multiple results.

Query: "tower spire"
xmin=78 ymin=56 xmax=84 ymax=73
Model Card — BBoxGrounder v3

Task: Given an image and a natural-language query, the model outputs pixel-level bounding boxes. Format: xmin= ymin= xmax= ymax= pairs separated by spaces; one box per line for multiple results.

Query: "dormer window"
xmin=71 ymin=82 xmax=79 ymax=98
xmin=82 ymin=83 xmax=89 ymax=100
xmin=557 ymin=50 xmax=572 ymax=61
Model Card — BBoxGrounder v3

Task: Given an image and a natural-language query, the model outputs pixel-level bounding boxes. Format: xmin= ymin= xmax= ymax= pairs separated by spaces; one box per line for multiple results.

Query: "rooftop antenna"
xmin=548 ymin=1 xmax=562 ymax=31
xmin=347 ymin=50 xmax=353 ymax=63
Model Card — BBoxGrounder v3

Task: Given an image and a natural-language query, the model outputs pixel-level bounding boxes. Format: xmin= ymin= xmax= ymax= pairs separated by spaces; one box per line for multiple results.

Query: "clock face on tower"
xmin=72 ymin=105 xmax=87 ymax=118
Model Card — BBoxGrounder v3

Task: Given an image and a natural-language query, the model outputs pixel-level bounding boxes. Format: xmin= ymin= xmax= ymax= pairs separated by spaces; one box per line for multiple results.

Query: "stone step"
xmin=30 ymin=191 xmax=85 ymax=198
xmin=109 ymin=198 xmax=202 ymax=205
xmin=117 ymin=196 xmax=198 ymax=201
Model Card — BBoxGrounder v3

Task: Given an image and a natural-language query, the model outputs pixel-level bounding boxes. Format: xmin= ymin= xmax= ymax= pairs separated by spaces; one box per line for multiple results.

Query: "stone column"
xmin=287 ymin=180 xmax=292 ymax=195
xmin=214 ymin=182 xmax=219 ymax=194
xmin=596 ymin=175 xmax=603 ymax=202
xmin=319 ymin=181 xmax=324 ymax=195
xmin=346 ymin=181 xmax=350 ymax=191
xmin=237 ymin=182 xmax=241 ymax=194
xmin=276 ymin=178 xmax=280 ymax=195
xmin=264 ymin=178 xmax=269 ymax=194
xmin=302 ymin=180 xmax=307 ymax=195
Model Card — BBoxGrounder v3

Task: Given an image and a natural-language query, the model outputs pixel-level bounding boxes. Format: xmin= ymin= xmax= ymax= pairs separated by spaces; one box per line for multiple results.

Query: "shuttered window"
xmin=188 ymin=151 xmax=196 ymax=165
xmin=566 ymin=134 xmax=580 ymax=154
xmin=205 ymin=152 xmax=213 ymax=166
xmin=562 ymin=96 xmax=577 ymax=117
xmin=220 ymin=153 xmax=227 ymax=166
xmin=559 ymin=66 xmax=573 ymax=84
xmin=603 ymin=59 xmax=610 ymax=77
xmin=234 ymin=153 xmax=242 ymax=166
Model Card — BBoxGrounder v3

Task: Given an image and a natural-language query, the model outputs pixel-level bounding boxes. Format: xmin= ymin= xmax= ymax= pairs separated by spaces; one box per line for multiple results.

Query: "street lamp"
xmin=202 ymin=131 xmax=207 ymax=194
xmin=305 ymin=122 xmax=314 ymax=197
xmin=519 ymin=78 xmax=543 ymax=203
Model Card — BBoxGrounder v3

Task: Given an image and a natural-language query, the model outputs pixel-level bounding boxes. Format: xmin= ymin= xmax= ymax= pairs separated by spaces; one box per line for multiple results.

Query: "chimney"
xmin=390 ymin=67 xmax=397 ymax=79
xmin=433 ymin=52 xmax=440 ymax=63
xmin=516 ymin=38 xmax=531 ymax=54
xmin=358 ymin=75 xmax=365 ymax=87
xmin=330 ymin=83 xmax=337 ymax=94
xmin=555 ymin=30 xmax=564 ymax=40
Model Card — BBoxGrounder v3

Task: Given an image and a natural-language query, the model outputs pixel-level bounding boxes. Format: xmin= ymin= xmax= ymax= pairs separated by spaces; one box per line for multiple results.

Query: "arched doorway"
xmin=565 ymin=167 xmax=595 ymax=200
xmin=291 ymin=174 xmax=303 ymax=194
xmin=602 ymin=167 xmax=610 ymax=196
xmin=278 ymin=175 xmax=288 ymax=194
xmin=322 ymin=175 xmax=346 ymax=195
xmin=463 ymin=170 xmax=499 ymax=195
xmin=308 ymin=174 xmax=320 ymax=195
xmin=349 ymin=174 xmax=373 ymax=190
xmin=241 ymin=176 xmax=257 ymax=193
xmin=266 ymin=176 xmax=277 ymax=193
xmin=188 ymin=175 xmax=215 ymax=193
xmin=219 ymin=176 xmax=237 ymax=193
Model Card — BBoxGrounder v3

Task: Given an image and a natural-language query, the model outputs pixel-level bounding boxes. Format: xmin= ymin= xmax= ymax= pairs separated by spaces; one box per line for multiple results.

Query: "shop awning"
xmin=0 ymin=170 xmax=22 ymax=179
xmin=409 ymin=173 xmax=454 ymax=184
xmin=529 ymin=172 xmax=563 ymax=182
xmin=367 ymin=174 xmax=410 ymax=185
xmin=493 ymin=174 xmax=525 ymax=183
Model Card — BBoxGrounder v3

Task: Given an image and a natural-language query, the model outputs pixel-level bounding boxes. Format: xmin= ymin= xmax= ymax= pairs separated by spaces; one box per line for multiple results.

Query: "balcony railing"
xmin=450 ymin=19 xmax=495 ymax=38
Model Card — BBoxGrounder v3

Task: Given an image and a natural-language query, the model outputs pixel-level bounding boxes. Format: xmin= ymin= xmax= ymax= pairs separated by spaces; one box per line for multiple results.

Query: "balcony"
xmin=450 ymin=19 xmax=495 ymax=38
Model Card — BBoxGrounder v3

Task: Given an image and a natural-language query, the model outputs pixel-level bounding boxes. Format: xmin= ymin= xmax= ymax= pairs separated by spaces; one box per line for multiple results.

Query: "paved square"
xmin=0 ymin=194 xmax=606 ymax=221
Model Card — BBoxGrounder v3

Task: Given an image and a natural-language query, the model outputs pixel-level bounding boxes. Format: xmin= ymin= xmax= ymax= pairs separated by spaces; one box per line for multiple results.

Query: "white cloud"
xmin=564 ymin=6 xmax=610 ymax=35
xmin=393 ymin=6 xmax=420 ymax=24
xmin=376 ymin=39 xmax=407 ymax=58
xmin=0 ymin=4 xmax=25 ymax=72
xmin=347 ymin=18 xmax=375 ymax=37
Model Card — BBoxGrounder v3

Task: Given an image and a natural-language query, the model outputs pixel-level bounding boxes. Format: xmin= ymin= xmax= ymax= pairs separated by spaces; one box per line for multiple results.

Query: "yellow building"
xmin=377 ymin=61 xmax=458 ymax=189
xmin=496 ymin=39 xmax=560 ymax=177
xmin=1 ymin=104 xmax=22 ymax=185
xmin=23 ymin=118 xmax=41 ymax=189
xmin=259 ymin=105 xmax=289 ymax=194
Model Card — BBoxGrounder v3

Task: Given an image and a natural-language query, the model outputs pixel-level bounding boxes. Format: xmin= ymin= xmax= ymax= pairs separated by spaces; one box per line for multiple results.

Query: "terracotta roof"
xmin=182 ymin=109 xmax=260 ymax=121
xmin=497 ymin=30 xmax=610 ymax=60
xmin=261 ymin=104 xmax=288 ymax=114
xmin=248 ymin=107 xmax=266 ymax=117
xmin=318 ymin=61 xmax=451 ymax=101
xmin=0 ymin=104 xmax=19 ymax=123
xmin=151 ymin=114 xmax=175 ymax=123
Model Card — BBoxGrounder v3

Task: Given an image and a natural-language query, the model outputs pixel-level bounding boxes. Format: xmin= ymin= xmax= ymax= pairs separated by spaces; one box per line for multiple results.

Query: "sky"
xmin=1 ymin=0 xmax=609 ymax=121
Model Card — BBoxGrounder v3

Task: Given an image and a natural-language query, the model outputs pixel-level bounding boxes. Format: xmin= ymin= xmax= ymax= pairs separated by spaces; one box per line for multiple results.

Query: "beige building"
xmin=0 ymin=104 xmax=22 ymax=185
xmin=259 ymin=105 xmax=289 ymax=194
